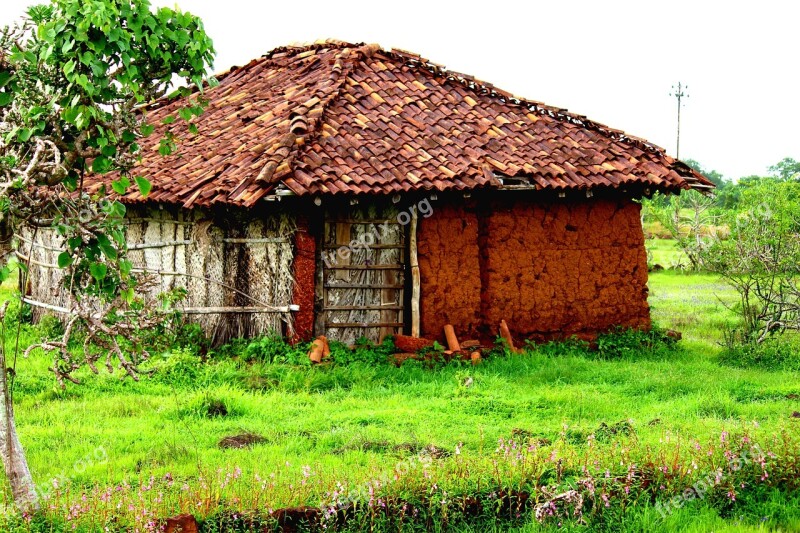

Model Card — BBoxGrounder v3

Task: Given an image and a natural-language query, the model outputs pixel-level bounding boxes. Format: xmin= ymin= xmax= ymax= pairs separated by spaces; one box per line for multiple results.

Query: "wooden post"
xmin=409 ymin=209 xmax=420 ymax=337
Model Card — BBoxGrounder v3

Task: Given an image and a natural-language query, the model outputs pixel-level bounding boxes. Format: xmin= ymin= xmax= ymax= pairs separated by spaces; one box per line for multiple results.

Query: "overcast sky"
xmin=2 ymin=0 xmax=797 ymax=180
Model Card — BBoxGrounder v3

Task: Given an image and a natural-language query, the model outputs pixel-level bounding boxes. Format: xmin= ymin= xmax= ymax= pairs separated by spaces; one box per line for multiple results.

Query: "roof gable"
xmin=110 ymin=40 xmax=713 ymax=207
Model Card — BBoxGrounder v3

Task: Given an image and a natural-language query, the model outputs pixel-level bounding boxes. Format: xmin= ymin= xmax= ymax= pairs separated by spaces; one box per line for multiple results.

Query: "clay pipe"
xmin=321 ymin=335 xmax=331 ymax=359
xmin=499 ymin=320 xmax=519 ymax=353
xmin=443 ymin=324 xmax=461 ymax=351
xmin=308 ymin=336 xmax=325 ymax=363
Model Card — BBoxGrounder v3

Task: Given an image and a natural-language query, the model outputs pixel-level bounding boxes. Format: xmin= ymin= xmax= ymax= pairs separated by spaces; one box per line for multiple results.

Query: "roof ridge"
xmin=237 ymin=43 xmax=380 ymax=198
xmin=373 ymin=47 xmax=707 ymax=190
xmin=250 ymin=41 xmax=707 ymax=189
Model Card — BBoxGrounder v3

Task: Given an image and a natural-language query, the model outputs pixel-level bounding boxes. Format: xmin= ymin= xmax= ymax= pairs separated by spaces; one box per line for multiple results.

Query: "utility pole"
xmin=670 ymin=82 xmax=688 ymax=159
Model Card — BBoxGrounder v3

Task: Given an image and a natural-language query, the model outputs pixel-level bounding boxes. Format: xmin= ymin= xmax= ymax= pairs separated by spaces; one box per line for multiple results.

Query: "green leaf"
xmin=0 ymin=72 xmax=11 ymax=87
xmin=92 ymin=155 xmax=112 ymax=173
xmin=100 ymin=242 xmax=117 ymax=261
xmin=120 ymin=287 xmax=134 ymax=303
xmin=119 ymin=259 xmax=133 ymax=276
xmin=63 ymin=59 xmax=76 ymax=76
xmin=17 ymin=129 xmax=32 ymax=142
xmin=140 ymin=124 xmax=155 ymax=137
xmin=188 ymin=123 xmax=199 ymax=135
xmin=111 ymin=179 xmax=128 ymax=195
xmin=0 ymin=93 xmax=13 ymax=107
xmin=0 ymin=266 xmax=10 ymax=284
xmin=111 ymin=201 xmax=126 ymax=218
xmin=57 ymin=252 xmax=73 ymax=268
xmin=89 ymin=263 xmax=107 ymax=281
xmin=178 ymin=107 xmax=193 ymax=121
xmin=134 ymin=176 xmax=152 ymax=197
xmin=161 ymin=115 xmax=176 ymax=125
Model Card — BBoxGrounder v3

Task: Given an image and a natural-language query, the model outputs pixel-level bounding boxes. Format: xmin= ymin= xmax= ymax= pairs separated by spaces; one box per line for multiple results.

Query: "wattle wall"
xmin=417 ymin=195 xmax=650 ymax=343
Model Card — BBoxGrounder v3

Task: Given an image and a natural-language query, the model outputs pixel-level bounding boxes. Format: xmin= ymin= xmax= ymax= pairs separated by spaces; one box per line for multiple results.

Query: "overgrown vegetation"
xmin=0 ymin=268 xmax=797 ymax=531
xmin=642 ymin=157 xmax=800 ymax=382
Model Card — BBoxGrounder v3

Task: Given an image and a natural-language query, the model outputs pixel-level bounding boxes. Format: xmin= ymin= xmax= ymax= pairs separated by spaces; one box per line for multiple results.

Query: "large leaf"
xmin=91 ymin=154 xmax=112 ymax=173
xmin=134 ymin=176 xmax=152 ymax=198
xmin=89 ymin=262 xmax=107 ymax=281
xmin=57 ymin=252 xmax=73 ymax=268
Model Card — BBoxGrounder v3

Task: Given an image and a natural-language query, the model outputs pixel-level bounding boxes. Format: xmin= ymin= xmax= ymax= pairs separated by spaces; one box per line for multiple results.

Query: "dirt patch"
xmin=595 ymin=420 xmax=636 ymax=441
xmin=218 ymin=432 xmax=267 ymax=449
xmin=271 ymin=506 xmax=320 ymax=532
xmin=332 ymin=440 xmax=450 ymax=458
xmin=164 ymin=514 xmax=198 ymax=533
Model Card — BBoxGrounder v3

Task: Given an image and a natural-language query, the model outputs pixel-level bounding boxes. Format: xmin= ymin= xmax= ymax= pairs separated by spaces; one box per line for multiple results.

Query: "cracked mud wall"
xmin=418 ymin=195 xmax=650 ymax=343
xmin=417 ymin=202 xmax=483 ymax=339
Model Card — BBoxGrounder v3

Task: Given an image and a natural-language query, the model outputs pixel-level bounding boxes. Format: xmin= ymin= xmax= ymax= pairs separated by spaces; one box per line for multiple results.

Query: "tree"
xmin=768 ymin=157 xmax=800 ymax=182
xmin=0 ymin=0 xmax=214 ymax=511
xmin=701 ymin=181 xmax=800 ymax=343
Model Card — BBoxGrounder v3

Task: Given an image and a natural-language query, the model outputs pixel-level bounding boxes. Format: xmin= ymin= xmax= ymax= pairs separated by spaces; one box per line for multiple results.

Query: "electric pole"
xmin=670 ymin=82 xmax=688 ymax=159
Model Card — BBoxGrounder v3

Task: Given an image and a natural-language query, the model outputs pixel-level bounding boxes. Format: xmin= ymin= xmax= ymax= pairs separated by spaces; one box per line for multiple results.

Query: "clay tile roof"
xmin=104 ymin=40 xmax=714 ymax=208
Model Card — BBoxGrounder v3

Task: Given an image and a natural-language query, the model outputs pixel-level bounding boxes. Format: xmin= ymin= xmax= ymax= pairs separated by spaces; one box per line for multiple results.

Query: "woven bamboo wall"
xmin=19 ymin=204 xmax=297 ymax=344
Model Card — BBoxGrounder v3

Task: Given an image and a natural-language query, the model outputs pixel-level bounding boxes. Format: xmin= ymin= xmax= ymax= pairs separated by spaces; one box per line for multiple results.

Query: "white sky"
xmin=2 ymin=0 xmax=798 ymax=180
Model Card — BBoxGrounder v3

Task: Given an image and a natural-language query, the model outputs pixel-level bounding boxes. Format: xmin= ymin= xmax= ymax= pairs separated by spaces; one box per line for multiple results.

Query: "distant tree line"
xmin=642 ymin=157 xmax=800 ymax=347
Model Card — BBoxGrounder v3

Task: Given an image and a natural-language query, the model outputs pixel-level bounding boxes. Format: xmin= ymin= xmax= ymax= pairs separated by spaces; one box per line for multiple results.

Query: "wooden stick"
xmin=499 ymin=320 xmax=519 ymax=353
xmin=180 ymin=306 xmax=298 ymax=314
xmin=128 ymin=240 xmax=193 ymax=250
xmin=443 ymin=324 xmax=461 ymax=351
xmin=22 ymin=298 xmax=71 ymax=315
xmin=410 ymin=209 xmax=421 ymax=337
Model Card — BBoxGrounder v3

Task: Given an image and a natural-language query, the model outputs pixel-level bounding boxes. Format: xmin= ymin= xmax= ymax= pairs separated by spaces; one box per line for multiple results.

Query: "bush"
xmin=149 ymin=347 xmax=204 ymax=385
xmin=718 ymin=335 xmax=800 ymax=371
xmin=595 ymin=326 xmax=678 ymax=359
xmin=210 ymin=335 xmax=310 ymax=365
xmin=329 ymin=336 xmax=395 ymax=365
xmin=241 ymin=335 xmax=309 ymax=365
xmin=525 ymin=326 xmax=678 ymax=360
xmin=177 ymin=386 xmax=246 ymax=419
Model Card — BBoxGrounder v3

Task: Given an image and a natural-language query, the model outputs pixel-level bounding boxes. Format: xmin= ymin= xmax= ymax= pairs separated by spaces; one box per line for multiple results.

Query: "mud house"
xmin=23 ymin=41 xmax=713 ymax=345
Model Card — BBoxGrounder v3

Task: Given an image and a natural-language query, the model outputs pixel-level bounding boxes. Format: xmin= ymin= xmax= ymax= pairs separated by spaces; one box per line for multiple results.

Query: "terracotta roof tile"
xmin=94 ymin=40 xmax=713 ymax=207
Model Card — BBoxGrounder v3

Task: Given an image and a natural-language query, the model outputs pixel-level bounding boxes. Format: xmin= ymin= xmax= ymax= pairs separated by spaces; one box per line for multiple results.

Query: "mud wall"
xmin=291 ymin=214 xmax=316 ymax=342
xmin=418 ymin=195 xmax=650 ymax=343
xmin=417 ymin=203 xmax=483 ymax=339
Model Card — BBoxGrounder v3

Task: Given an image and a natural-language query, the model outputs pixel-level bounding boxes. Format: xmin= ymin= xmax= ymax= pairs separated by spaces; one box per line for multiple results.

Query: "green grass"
xmin=1 ymin=270 xmax=799 ymax=531
xmin=646 ymin=238 xmax=689 ymax=268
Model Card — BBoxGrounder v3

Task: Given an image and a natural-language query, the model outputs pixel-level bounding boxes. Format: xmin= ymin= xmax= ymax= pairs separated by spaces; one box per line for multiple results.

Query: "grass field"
xmin=0 ymin=259 xmax=799 ymax=531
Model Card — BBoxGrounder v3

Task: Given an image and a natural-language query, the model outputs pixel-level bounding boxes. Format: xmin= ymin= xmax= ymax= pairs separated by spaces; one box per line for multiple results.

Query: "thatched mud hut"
xmin=23 ymin=41 xmax=713 ymax=345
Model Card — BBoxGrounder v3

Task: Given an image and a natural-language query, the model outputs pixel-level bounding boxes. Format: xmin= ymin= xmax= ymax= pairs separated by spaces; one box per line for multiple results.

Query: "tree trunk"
xmin=0 ymin=363 xmax=39 ymax=511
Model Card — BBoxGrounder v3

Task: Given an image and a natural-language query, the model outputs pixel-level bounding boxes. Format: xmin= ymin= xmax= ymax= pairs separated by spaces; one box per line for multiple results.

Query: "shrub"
xmin=329 ymin=336 xmax=395 ymax=365
xmin=149 ymin=347 xmax=204 ymax=385
xmin=177 ymin=386 xmax=246 ymax=419
xmin=595 ymin=326 xmax=678 ymax=359
xmin=241 ymin=335 xmax=309 ymax=365
xmin=718 ymin=335 xmax=800 ymax=371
